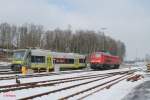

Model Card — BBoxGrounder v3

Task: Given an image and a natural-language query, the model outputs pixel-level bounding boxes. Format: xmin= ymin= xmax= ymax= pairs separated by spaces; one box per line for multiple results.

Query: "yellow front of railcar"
xmin=47 ymin=54 xmax=53 ymax=71
xmin=11 ymin=50 xmax=26 ymax=71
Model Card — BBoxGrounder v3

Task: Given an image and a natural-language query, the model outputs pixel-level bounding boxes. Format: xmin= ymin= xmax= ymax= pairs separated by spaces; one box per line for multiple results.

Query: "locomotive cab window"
xmin=95 ymin=53 xmax=101 ymax=58
xmin=31 ymin=56 xmax=45 ymax=63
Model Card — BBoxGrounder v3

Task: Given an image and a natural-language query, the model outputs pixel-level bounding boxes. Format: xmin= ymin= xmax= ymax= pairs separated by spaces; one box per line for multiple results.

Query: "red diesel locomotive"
xmin=89 ymin=52 xmax=121 ymax=70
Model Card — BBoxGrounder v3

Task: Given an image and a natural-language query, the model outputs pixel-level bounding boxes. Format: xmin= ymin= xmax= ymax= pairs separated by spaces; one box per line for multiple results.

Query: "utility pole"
xmin=135 ymin=48 xmax=138 ymax=66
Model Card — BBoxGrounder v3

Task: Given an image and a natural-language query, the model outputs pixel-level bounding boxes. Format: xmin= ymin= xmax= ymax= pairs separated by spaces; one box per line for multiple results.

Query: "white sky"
xmin=0 ymin=0 xmax=150 ymax=60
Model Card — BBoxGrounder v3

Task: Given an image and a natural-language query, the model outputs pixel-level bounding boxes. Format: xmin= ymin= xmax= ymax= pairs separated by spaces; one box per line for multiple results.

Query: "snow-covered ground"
xmin=0 ymin=62 xmax=11 ymax=67
xmin=85 ymin=72 xmax=146 ymax=100
xmin=0 ymin=63 xmax=148 ymax=100
xmin=0 ymin=61 xmax=11 ymax=70
xmin=0 ymin=67 xmax=135 ymax=86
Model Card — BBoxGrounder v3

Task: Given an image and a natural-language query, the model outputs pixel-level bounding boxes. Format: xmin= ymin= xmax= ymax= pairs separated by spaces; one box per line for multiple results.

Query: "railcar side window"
xmin=54 ymin=58 xmax=65 ymax=64
xmin=31 ymin=56 xmax=45 ymax=63
xmin=54 ymin=58 xmax=74 ymax=64
xmin=67 ymin=59 xmax=74 ymax=64
xmin=79 ymin=59 xmax=85 ymax=63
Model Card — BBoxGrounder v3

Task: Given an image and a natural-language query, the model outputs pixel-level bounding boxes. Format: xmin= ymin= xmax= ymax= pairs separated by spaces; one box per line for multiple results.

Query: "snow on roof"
xmin=32 ymin=49 xmax=50 ymax=56
xmin=50 ymin=52 xmax=85 ymax=59
xmin=12 ymin=49 xmax=85 ymax=59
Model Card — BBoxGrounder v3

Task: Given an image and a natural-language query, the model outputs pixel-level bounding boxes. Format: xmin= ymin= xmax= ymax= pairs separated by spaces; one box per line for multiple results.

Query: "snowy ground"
xmin=85 ymin=71 xmax=146 ymax=100
xmin=0 ymin=62 xmax=148 ymax=100
xmin=122 ymin=73 xmax=150 ymax=100
xmin=0 ymin=61 xmax=11 ymax=69
xmin=0 ymin=62 xmax=11 ymax=66
xmin=0 ymin=67 xmax=133 ymax=86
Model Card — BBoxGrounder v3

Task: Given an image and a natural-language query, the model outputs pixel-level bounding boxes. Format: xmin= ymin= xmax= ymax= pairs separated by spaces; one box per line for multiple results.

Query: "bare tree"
xmin=0 ymin=22 xmax=126 ymax=60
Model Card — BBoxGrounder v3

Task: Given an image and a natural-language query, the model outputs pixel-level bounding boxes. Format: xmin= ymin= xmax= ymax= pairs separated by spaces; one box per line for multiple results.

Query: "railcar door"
xmin=47 ymin=55 xmax=53 ymax=71
xmin=75 ymin=58 xmax=79 ymax=68
xmin=24 ymin=49 xmax=31 ymax=69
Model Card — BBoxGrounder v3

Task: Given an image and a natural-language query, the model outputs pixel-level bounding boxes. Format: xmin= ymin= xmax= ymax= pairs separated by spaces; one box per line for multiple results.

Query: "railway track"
xmin=17 ymin=71 xmax=134 ymax=100
xmin=0 ymin=67 xmax=140 ymax=80
xmin=0 ymin=71 xmax=20 ymax=75
xmin=0 ymin=68 xmax=132 ymax=81
xmin=0 ymin=69 xmax=136 ymax=100
xmin=0 ymin=72 xmax=116 ymax=88
xmin=0 ymin=68 xmax=138 ymax=81
xmin=0 ymin=70 xmax=93 ymax=80
xmin=0 ymin=69 xmax=11 ymax=72
xmin=0 ymin=73 xmax=115 ymax=93
xmin=59 ymin=73 xmax=134 ymax=100
xmin=0 ymin=65 xmax=11 ymax=70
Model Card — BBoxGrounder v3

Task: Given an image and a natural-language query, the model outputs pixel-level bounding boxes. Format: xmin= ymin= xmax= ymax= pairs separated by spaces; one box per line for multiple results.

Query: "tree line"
xmin=0 ymin=23 xmax=126 ymax=60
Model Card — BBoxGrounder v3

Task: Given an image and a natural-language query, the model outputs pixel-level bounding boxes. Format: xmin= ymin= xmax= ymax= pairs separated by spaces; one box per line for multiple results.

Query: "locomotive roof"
xmin=95 ymin=52 xmax=110 ymax=55
xmin=95 ymin=52 xmax=119 ymax=57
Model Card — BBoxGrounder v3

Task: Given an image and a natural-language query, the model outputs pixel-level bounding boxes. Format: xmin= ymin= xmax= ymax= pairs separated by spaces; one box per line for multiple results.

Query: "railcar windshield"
xmin=95 ymin=53 xmax=101 ymax=58
xmin=13 ymin=51 xmax=25 ymax=60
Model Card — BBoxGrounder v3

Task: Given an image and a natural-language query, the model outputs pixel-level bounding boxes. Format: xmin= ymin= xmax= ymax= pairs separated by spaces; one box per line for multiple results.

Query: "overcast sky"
xmin=0 ymin=0 xmax=150 ymax=60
